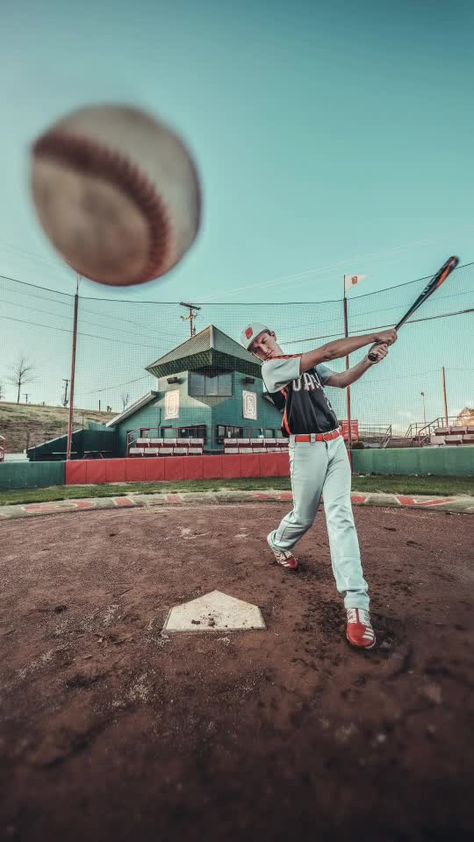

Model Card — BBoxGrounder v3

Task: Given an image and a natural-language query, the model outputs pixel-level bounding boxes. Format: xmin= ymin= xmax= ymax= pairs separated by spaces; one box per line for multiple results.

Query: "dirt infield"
xmin=1 ymin=503 xmax=473 ymax=842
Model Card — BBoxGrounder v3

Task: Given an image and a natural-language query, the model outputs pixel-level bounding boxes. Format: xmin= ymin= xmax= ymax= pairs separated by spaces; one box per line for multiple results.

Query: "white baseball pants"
xmin=272 ymin=435 xmax=370 ymax=610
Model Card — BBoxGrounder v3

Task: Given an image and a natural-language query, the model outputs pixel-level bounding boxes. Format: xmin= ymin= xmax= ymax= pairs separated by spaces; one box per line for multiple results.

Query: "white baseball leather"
xmin=31 ymin=105 xmax=201 ymax=286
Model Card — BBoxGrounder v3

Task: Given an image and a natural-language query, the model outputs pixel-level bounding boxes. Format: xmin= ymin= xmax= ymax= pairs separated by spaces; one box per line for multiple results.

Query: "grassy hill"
xmin=0 ymin=402 xmax=115 ymax=453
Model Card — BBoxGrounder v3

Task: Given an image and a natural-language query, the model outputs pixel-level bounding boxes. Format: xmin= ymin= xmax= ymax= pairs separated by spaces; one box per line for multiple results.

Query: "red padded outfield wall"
xmin=65 ymin=453 xmax=290 ymax=485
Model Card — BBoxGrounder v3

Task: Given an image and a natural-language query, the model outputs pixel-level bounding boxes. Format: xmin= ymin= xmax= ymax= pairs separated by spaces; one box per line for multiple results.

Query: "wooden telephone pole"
xmin=180 ymin=302 xmax=201 ymax=337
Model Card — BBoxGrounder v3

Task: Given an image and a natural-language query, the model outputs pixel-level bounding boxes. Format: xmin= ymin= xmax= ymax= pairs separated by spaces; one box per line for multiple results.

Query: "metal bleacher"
xmin=428 ymin=425 xmax=474 ymax=447
xmin=128 ymin=436 xmax=204 ymax=457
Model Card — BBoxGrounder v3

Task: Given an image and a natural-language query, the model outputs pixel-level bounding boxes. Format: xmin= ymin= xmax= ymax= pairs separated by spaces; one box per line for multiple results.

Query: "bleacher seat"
xmin=188 ymin=447 xmax=203 ymax=455
xmin=129 ymin=447 xmax=145 ymax=456
xmin=173 ymin=448 xmax=187 ymax=455
xmin=444 ymin=434 xmax=463 ymax=445
xmin=146 ymin=448 xmax=159 ymax=456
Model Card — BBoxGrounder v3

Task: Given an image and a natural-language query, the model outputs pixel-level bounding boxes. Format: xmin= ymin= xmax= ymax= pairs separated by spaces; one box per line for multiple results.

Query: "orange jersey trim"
xmin=281 ymin=387 xmax=291 ymax=434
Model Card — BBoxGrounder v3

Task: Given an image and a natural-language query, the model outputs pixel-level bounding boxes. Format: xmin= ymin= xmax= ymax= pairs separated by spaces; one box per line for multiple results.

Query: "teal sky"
xmin=0 ymin=0 xmax=473 ymax=427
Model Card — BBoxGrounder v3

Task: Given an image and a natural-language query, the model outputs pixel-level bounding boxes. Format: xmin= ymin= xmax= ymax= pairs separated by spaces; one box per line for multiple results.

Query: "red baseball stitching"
xmin=33 ymin=131 xmax=174 ymax=283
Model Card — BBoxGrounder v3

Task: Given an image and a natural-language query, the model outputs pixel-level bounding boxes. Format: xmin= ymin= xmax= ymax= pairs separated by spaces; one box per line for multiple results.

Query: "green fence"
xmin=0 ymin=461 xmax=65 ymax=490
xmin=1 ymin=446 xmax=473 ymax=491
xmin=353 ymin=447 xmax=474 ymax=477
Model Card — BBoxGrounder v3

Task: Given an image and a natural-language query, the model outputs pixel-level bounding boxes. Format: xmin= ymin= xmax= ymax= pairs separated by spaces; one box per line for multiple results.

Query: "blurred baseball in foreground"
xmin=30 ymin=104 xmax=201 ymax=286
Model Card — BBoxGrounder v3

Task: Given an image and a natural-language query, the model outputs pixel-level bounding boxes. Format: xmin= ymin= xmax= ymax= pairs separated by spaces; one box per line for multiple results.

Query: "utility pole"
xmin=442 ymin=367 xmax=449 ymax=425
xmin=66 ymin=275 xmax=80 ymax=461
xmin=62 ymin=378 xmax=69 ymax=407
xmin=180 ymin=301 xmax=201 ymax=337
xmin=342 ymin=281 xmax=353 ymax=461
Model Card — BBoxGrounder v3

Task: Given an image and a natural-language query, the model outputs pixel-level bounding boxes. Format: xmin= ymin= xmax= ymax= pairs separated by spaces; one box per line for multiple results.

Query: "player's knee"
xmin=294 ymin=510 xmax=316 ymax=530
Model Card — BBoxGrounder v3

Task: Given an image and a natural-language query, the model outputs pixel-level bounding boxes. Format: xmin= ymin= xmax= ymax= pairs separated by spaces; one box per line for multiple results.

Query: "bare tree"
xmin=8 ymin=356 xmax=36 ymax=404
xmin=121 ymin=392 xmax=130 ymax=411
xmin=0 ymin=381 xmax=4 ymax=400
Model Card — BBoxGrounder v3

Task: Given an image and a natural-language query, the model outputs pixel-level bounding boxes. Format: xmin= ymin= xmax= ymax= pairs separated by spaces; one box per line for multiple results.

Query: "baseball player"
xmin=240 ymin=322 xmax=397 ymax=650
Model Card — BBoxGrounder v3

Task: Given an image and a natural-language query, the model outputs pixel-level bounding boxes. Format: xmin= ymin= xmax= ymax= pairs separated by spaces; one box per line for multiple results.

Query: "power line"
xmin=0 ymin=271 xmax=72 ymax=298
xmin=283 ymin=307 xmax=474 ymax=345
xmin=76 ymin=375 xmax=154 ymax=396
xmin=0 ymin=313 xmax=169 ymax=351
xmin=0 ymin=297 xmax=173 ymax=343
xmin=2 ymin=260 xmax=472 ymax=306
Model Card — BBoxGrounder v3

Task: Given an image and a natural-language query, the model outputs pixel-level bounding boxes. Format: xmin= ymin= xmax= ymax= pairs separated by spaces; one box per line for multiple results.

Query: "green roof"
xmin=146 ymin=325 xmax=262 ymax=379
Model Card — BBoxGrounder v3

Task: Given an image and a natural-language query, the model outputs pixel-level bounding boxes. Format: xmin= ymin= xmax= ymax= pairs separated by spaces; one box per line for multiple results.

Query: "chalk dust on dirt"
xmin=0 ymin=503 xmax=473 ymax=842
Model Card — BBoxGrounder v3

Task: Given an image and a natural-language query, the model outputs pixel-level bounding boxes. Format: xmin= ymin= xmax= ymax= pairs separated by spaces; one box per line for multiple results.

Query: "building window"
xmin=216 ymin=425 xmax=244 ymax=443
xmin=178 ymin=425 xmax=207 ymax=442
xmin=161 ymin=425 xmax=207 ymax=442
xmin=189 ymin=371 xmax=232 ymax=397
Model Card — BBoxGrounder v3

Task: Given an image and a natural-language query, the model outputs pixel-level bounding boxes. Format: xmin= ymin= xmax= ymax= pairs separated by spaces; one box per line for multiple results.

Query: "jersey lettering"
xmin=274 ymin=367 xmax=338 ymax=435
xmin=292 ymin=372 xmax=322 ymax=392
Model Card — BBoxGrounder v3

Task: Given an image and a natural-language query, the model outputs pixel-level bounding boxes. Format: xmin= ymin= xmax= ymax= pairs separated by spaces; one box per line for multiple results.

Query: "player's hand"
xmin=367 ymin=343 xmax=388 ymax=364
xmin=374 ymin=328 xmax=397 ymax=345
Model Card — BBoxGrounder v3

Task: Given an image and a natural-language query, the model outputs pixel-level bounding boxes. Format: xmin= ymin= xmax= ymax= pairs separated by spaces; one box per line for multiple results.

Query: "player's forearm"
xmin=299 ymin=333 xmax=376 ymax=373
xmin=334 ymin=358 xmax=372 ymax=388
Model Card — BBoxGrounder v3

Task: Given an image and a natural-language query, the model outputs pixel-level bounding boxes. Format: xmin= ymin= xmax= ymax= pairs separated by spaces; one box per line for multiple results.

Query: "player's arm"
xmin=299 ymin=329 xmax=396 ymax=374
xmin=325 ymin=344 xmax=389 ymax=388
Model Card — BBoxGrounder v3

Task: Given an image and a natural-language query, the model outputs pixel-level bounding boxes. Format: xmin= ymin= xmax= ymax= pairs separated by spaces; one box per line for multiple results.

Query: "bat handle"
xmin=368 ymin=342 xmax=381 ymax=362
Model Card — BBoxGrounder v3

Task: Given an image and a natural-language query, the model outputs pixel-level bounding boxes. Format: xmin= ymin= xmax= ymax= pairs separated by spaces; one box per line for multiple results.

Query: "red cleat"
xmin=346 ymin=608 xmax=376 ymax=649
xmin=266 ymin=532 xmax=298 ymax=571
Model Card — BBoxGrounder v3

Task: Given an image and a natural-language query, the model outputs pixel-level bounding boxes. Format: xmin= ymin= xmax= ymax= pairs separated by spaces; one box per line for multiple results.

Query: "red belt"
xmin=293 ymin=429 xmax=341 ymax=443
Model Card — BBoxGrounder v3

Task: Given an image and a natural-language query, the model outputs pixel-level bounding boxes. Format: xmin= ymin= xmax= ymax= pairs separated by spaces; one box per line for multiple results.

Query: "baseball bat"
xmin=368 ymin=255 xmax=459 ymax=361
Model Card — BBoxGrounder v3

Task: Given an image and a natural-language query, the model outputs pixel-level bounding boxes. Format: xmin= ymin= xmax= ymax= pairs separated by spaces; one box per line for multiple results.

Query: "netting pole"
xmin=342 ymin=284 xmax=353 ymax=468
xmin=66 ymin=276 xmax=80 ymax=461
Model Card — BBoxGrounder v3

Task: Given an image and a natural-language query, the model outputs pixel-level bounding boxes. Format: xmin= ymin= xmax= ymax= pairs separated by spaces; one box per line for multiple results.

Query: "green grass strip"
xmin=0 ymin=474 xmax=472 ymax=506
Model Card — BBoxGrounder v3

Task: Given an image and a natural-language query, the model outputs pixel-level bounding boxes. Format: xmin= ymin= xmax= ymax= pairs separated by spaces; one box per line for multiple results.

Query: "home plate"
xmin=162 ymin=590 xmax=266 ymax=632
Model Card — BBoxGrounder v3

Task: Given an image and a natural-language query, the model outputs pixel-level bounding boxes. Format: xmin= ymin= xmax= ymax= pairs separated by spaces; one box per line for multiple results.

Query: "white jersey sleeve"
xmin=315 ymin=363 xmax=335 ymax=385
xmin=262 ymin=357 xmax=301 ymax=393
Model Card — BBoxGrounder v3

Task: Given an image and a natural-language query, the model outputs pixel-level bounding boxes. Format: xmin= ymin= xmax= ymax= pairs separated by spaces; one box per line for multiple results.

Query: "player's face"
xmin=250 ymin=331 xmax=279 ymax=359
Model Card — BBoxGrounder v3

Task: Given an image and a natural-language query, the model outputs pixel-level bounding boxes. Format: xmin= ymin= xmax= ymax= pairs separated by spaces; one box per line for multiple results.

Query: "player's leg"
xmin=322 ymin=437 xmax=369 ymax=610
xmin=271 ymin=441 xmax=328 ymax=551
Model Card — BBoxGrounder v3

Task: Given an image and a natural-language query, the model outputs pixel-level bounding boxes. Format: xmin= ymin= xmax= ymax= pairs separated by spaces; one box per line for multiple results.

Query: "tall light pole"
xmin=420 ymin=391 xmax=426 ymax=426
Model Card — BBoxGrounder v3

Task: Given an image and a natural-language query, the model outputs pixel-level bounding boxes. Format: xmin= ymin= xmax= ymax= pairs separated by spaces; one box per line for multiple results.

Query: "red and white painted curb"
xmin=0 ymin=490 xmax=472 ymax=520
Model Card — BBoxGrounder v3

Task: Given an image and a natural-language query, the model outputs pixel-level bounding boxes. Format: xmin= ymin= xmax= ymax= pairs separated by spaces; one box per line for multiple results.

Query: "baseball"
xmin=30 ymin=104 xmax=201 ymax=286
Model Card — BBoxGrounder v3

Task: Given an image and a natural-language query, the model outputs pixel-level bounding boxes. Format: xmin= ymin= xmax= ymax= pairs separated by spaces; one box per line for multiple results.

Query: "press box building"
xmin=109 ymin=325 xmax=285 ymax=455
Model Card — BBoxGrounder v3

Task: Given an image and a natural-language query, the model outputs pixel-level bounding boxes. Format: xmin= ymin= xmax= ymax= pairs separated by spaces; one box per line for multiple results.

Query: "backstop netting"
xmin=0 ymin=262 xmax=473 ymax=443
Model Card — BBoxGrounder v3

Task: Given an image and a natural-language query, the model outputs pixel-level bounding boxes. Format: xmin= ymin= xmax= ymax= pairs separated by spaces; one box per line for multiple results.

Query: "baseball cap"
xmin=240 ymin=322 xmax=271 ymax=351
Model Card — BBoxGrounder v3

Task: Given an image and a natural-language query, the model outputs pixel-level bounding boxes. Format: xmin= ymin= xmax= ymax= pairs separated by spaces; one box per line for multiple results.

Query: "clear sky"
xmin=0 ymin=0 xmax=473 ymax=427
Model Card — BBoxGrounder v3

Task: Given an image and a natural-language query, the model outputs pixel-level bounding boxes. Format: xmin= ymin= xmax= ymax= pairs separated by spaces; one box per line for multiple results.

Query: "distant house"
xmin=108 ymin=325 xmax=284 ymax=455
